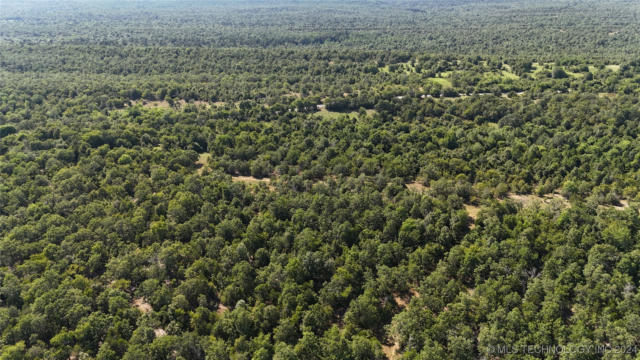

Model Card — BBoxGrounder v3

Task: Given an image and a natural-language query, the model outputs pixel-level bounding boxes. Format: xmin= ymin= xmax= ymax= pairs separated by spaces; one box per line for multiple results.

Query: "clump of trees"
xmin=3 ymin=1 xmax=640 ymax=358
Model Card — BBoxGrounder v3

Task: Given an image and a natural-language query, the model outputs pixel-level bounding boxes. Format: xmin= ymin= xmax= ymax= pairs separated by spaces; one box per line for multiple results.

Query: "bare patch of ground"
xmin=192 ymin=100 xmax=211 ymax=108
xmin=600 ymin=199 xmax=630 ymax=211
xmin=393 ymin=294 xmax=409 ymax=308
xmin=501 ymin=91 xmax=525 ymax=98
xmin=130 ymin=99 xmax=212 ymax=109
xmin=508 ymin=192 xmax=570 ymax=208
xmin=154 ymin=328 xmax=167 ymax=337
xmin=393 ymin=288 xmax=420 ymax=308
xmin=382 ymin=342 xmax=400 ymax=360
xmin=133 ymin=298 xmax=152 ymax=313
xmin=409 ymin=288 xmax=419 ymax=298
xmin=232 ymin=176 xmax=272 ymax=186
xmin=217 ymin=303 xmax=230 ymax=315
xmin=405 ymin=182 xmax=429 ymax=193
xmin=130 ymin=100 xmax=182 ymax=109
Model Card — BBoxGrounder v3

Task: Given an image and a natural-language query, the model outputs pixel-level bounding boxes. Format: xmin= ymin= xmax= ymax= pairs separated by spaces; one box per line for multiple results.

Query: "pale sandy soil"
xmin=133 ymin=297 xmax=152 ymax=313
xmin=217 ymin=303 xmax=230 ymax=315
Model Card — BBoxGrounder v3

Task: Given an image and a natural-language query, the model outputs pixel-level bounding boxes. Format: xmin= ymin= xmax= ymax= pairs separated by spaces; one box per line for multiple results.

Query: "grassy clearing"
xmin=314 ymin=110 xmax=357 ymax=120
xmin=531 ymin=62 xmax=543 ymax=72
xmin=530 ymin=62 xmax=590 ymax=78
xmin=482 ymin=71 xmax=519 ymax=83
xmin=500 ymin=70 xmax=520 ymax=80
xmin=231 ymin=176 xmax=275 ymax=191
xmin=464 ymin=204 xmax=481 ymax=229
xmin=464 ymin=204 xmax=481 ymax=220
xmin=195 ymin=153 xmax=211 ymax=175
xmin=564 ymin=69 xmax=585 ymax=78
xmin=499 ymin=64 xmax=520 ymax=80
xmin=428 ymin=77 xmax=453 ymax=88
xmin=314 ymin=109 xmax=376 ymax=120
xmin=378 ymin=61 xmax=416 ymax=74
xmin=587 ymin=65 xmax=620 ymax=73
xmin=530 ymin=62 xmax=553 ymax=78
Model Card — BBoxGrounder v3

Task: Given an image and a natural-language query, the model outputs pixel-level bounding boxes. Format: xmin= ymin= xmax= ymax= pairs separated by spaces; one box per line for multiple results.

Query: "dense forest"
xmin=3 ymin=1 xmax=640 ymax=359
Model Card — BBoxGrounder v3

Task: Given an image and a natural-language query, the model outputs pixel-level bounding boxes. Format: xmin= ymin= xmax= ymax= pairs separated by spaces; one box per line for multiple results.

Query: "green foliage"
xmin=2 ymin=1 xmax=640 ymax=359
